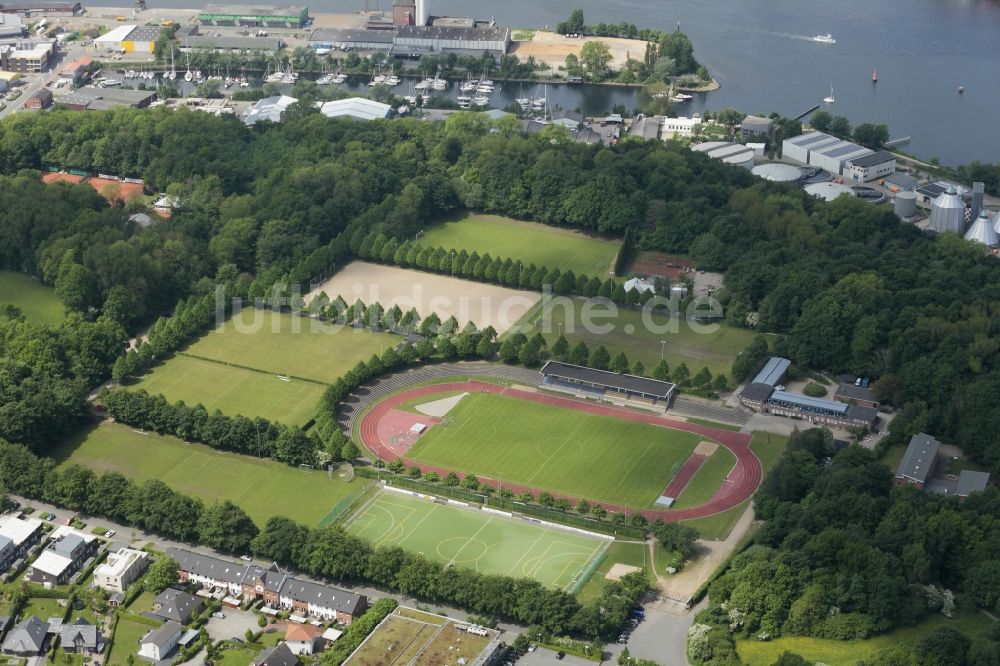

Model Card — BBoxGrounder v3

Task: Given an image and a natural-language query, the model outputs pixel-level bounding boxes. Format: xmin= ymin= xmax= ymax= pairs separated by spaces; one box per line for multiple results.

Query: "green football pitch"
xmin=344 ymin=491 xmax=608 ymax=590
xmin=131 ymin=354 xmax=324 ymax=425
xmin=407 ymin=392 xmax=701 ymax=508
xmin=418 ymin=213 xmax=622 ymax=277
xmin=0 ymin=271 xmax=64 ymax=325
xmin=53 ymin=421 xmax=367 ymax=527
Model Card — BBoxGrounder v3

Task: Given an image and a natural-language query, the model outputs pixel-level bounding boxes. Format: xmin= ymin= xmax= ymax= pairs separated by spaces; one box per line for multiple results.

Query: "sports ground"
xmin=418 ymin=213 xmax=621 ymax=277
xmin=0 ymin=271 xmax=64 ymax=325
xmin=344 ymin=491 xmax=608 ymax=590
xmin=130 ymin=354 xmax=324 ymax=425
xmin=53 ymin=421 xmax=367 ymax=527
xmin=406 ymin=392 xmax=702 ymax=508
xmin=360 ymin=380 xmax=761 ymax=522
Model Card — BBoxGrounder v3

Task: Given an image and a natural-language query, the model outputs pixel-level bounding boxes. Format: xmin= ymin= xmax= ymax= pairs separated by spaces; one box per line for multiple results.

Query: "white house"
xmin=661 ymin=116 xmax=703 ymax=138
xmin=94 ymin=548 xmax=148 ymax=593
xmin=138 ymin=621 xmax=181 ymax=662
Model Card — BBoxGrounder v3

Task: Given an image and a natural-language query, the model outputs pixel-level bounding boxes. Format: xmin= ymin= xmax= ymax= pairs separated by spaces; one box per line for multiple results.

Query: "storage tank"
xmin=804 ymin=181 xmax=854 ymax=202
xmin=993 ymin=210 xmax=1000 ymax=236
xmin=964 ymin=211 xmax=999 ymax=247
xmin=894 ymin=190 xmax=917 ymax=218
xmin=929 ymin=186 xmax=967 ymax=234
xmin=751 ymin=163 xmax=804 ymax=182
xmin=415 ymin=0 xmax=428 ymax=26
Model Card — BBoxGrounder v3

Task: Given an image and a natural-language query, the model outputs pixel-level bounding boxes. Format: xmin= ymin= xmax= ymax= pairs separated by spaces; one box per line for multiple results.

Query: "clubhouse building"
xmin=538 ymin=361 xmax=676 ymax=413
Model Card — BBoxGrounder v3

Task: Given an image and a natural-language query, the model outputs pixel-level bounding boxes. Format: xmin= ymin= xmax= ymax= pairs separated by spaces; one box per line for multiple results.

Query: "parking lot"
xmin=203 ymin=608 xmax=262 ymax=641
xmin=517 ymin=648 xmax=595 ymax=666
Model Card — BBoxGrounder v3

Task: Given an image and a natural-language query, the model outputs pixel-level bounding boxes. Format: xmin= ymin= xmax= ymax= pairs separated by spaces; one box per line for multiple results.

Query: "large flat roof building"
xmin=0 ymin=12 xmax=23 ymax=37
xmin=691 ymin=141 xmax=755 ymax=169
xmin=317 ymin=97 xmax=391 ymax=121
xmin=782 ymin=130 xmax=885 ymax=176
xmin=752 ymin=357 xmax=790 ymax=387
xmin=180 ymin=34 xmax=282 ymax=53
xmin=58 ymin=86 xmax=156 ymax=110
xmin=845 ymin=150 xmax=896 ymax=183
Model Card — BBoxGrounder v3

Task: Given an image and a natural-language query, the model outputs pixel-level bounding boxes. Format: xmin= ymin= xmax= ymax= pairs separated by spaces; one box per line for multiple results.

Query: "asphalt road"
xmin=0 ymin=43 xmax=83 ymax=119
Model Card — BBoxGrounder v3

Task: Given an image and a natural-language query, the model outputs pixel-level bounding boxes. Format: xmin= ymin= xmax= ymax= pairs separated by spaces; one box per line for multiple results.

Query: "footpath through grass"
xmin=52 ymin=421 xmax=366 ymax=527
xmin=736 ymin=611 xmax=993 ymax=666
xmin=407 ymin=391 xmax=701 ymax=508
xmin=0 ymin=270 xmax=64 ymax=325
xmin=515 ymin=297 xmax=762 ymax=381
xmin=419 ymin=212 xmax=621 ymax=277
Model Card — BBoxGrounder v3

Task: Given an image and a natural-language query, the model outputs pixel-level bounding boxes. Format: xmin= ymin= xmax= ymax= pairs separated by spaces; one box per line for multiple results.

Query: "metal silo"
xmin=894 ymin=190 xmax=917 ymax=219
xmin=964 ymin=211 xmax=999 ymax=247
xmin=929 ymin=186 xmax=967 ymax=234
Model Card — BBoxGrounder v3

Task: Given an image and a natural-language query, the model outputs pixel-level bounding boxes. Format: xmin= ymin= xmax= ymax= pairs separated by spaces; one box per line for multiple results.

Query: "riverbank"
xmin=678 ymin=79 xmax=721 ymax=93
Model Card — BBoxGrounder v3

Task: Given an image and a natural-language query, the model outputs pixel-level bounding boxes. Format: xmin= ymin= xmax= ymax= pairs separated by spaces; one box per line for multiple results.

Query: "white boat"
xmin=471 ymin=95 xmax=489 ymax=106
xmin=459 ymin=74 xmax=477 ymax=92
xmin=824 ymin=84 xmax=835 ymax=104
xmin=403 ymin=95 xmax=417 ymax=105
xmin=431 ymin=71 xmax=446 ymax=91
xmin=414 ymin=78 xmax=432 ymax=91
xmin=812 ymin=33 xmax=836 ymax=44
xmin=168 ymin=48 xmax=177 ymax=81
xmin=516 ymin=97 xmax=530 ymax=107
xmin=386 ymin=74 xmax=400 ymax=86
xmin=457 ymin=95 xmax=472 ymax=103
xmin=102 ymin=78 xmax=121 ymax=87
xmin=397 ymin=105 xmax=409 ymax=114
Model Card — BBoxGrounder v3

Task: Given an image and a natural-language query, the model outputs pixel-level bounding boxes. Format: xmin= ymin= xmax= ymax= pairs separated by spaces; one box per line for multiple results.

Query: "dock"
xmin=794 ymin=104 xmax=820 ymax=121
xmin=884 ymin=136 xmax=911 ymax=148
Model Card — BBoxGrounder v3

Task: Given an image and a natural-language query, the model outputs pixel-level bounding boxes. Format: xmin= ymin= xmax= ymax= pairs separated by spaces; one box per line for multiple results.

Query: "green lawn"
xmin=574 ymin=541 xmax=650 ymax=603
xmin=748 ymin=431 xmax=789 ymax=473
xmin=514 ymin=297 xmax=764 ymax=380
xmin=21 ymin=596 xmax=67 ymax=621
xmin=215 ymin=644 xmax=257 ymax=666
xmin=106 ymin=616 xmax=157 ymax=665
xmin=184 ymin=307 xmax=398 ymax=384
xmin=671 ymin=447 xmax=737 ymax=510
xmin=129 ymin=354 xmax=325 ymax=426
xmin=52 ymin=421 xmax=368 ymax=527
xmin=736 ymin=611 xmax=994 ymax=666
xmin=419 ymin=212 xmax=621 ymax=277
xmin=406 ymin=391 xmax=701 ymax=508
xmin=343 ymin=491 xmax=608 ymax=590
xmin=0 ymin=270 xmax=64 ymax=325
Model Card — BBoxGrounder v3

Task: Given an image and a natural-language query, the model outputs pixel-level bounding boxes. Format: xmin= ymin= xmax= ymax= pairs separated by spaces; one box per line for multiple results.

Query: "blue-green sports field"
xmin=343 ymin=491 xmax=609 ymax=590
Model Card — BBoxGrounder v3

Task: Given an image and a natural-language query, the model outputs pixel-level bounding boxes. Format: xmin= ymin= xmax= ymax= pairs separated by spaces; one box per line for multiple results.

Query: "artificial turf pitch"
xmin=54 ymin=421 xmax=363 ymax=527
xmin=344 ymin=492 xmax=608 ymax=590
xmin=419 ymin=213 xmax=621 ymax=277
xmin=406 ymin=392 xmax=702 ymax=508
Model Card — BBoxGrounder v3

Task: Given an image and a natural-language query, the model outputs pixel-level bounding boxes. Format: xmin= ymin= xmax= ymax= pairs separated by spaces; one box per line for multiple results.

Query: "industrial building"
xmin=93 ymin=25 xmax=159 ymax=53
xmin=198 ymin=4 xmax=310 ymax=28
xmin=308 ymin=27 xmax=393 ymax=51
xmin=23 ymin=87 xmax=50 ymax=108
xmin=317 ymin=97 xmax=391 ymax=121
xmin=243 ymin=94 xmax=297 ymax=125
xmin=180 ymin=34 xmax=283 ymax=53
xmin=393 ymin=24 xmax=510 ymax=58
xmin=0 ymin=38 xmax=53 ymax=71
xmin=928 ymin=186 xmax=967 ymax=235
xmin=0 ymin=12 xmax=23 ymax=37
xmin=58 ymin=87 xmax=157 ymax=110
xmin=0 ymin=2 xmax=80 ymax=15
xmin=782 ymin=131 xmax=882 ymax=176
xmin=844 ymin=150 xmax=896 ymax=183
xmin=392 ymin=0 xmax=415 ymax=26
xmin=690 ymin=141 xmax=755 ymax=169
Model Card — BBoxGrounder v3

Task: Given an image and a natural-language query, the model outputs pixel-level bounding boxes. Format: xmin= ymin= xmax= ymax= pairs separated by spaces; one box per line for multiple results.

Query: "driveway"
xmin=519 ymin=647 xmax=595 ymax=666
xmin=204 ymin=608 xmax=261 ymax=641
xmin=624 ymin=605 xmax=693 ymax=665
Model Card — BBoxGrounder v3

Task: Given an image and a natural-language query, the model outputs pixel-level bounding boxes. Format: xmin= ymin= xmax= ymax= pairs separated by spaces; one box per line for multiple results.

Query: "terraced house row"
xmin=166 ymin=548 xmax=367 ymax=624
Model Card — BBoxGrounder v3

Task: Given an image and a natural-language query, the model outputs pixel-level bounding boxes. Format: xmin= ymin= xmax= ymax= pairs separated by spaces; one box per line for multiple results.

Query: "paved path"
xmin=359 ymin=378 xmax=762 ymax=522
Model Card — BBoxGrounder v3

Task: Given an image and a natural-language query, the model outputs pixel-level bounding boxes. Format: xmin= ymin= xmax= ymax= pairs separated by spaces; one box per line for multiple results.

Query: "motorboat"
xmin=812 ymin=34 xmax=836 ymax=44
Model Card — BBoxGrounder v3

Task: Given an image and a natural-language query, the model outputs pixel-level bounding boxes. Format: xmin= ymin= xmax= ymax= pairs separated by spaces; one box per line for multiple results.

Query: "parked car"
xmin=105 ymin=529 xmax=116 ymax=538
xmin=212 ymin=612 xmax=225 ymax=619
xmin=240 ymin=555 xmax=252 ymax=562
xmin=556 ymin=651 xmax=565 ymax=660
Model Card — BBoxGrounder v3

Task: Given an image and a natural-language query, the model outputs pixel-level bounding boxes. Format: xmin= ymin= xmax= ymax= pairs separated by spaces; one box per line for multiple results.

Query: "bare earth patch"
xmin=694 ymin=440 xmax=719 ymax=456
xmin=512 ymin=31 xmax=650 ymax=72
xmin=415 ymin=393 xmax=468 ymax=418
xmin=606 ymin=562 xmax=643 ymax=581
xmin=306 ymin=261 xmax=541 ymax=334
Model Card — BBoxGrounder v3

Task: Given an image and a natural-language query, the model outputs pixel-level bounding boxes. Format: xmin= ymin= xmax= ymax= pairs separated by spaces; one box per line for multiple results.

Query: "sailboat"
xmin=184 ymin=54 xmax=193 ymax=83
xmin=823 ymin=84 xmax=835 ymax=104
xmin=167 ymin=48 xmax=177 ymax=81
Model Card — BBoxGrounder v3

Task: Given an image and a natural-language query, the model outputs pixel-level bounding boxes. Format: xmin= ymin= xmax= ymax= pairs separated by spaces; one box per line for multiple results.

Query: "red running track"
xmin=660 ymin=453 xmax=707 ymax=501
xmin=359 ymin=380 xmax=762 ymax=522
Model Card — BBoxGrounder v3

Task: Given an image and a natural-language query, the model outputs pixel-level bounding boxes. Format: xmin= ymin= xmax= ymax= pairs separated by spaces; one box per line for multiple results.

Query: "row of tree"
xmin=809 ymin=110 xmax=890 ymax=150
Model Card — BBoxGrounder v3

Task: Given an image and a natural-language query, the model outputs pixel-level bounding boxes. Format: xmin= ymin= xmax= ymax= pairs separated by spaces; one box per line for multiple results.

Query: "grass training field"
xmin=53 ymin=421 xmax=366 ymax=527
xmin=419 ymin=212 xmax=622 ymax=277
xmin=671 ymin=446 xmax=737 ymax=510
xmin=407 ymin=392 xmax=701 ymax=507
xmin=129 ymin=354 xmax=324 ymax=426
xmin=186 ymin=307 xmax=397 ymax=384
xmin=0 ymin=270 xmax=64 ymax=325
xmin=344 ymin=491 xmax=607 ymax=590
xmin=516 ymin=297 xmax=763 ymax=380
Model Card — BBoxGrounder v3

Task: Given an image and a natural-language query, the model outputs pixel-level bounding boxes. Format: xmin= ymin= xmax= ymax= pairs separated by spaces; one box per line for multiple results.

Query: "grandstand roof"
xmin=539 ymin=361 xmax=675 ymax=399
xmin=751 ymin=357 xmax=790 ymax=387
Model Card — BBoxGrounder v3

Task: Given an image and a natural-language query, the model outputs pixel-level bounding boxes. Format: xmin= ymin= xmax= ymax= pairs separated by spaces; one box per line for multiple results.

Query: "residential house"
xmin=167 ymin=548 xmax=246 ymax=596
xmin=254 ymin=642 xmax=299 ymax=666
xmin=0 ymin=516 xmax=43 ymax=572
xmin=27 ymin=527 xmax=98 ymax=586
xmin=24 ymin=88 xmax=52 ymax=109
xmin=278 ymin=577 xmax=367 ymax=625
xmin=895 ymin=433 xmax=940 ymax=489
xmin=59 ymin=618 xmax=100 ymax=654
xmin=94 ymin=547 xmax=149 ymax=593
xmin=1 ymin=616 xmax=48 ymax=656
xmin=241 ymin=562 xmax=285 ymax=606
xmin=151 ymin=588 xmax=203 ymax=624
xmin=741 ymin=115 xmax=776 ymax=142
xmin=833 ymin=383 xmax=880 ymax=410
xmin=138 ymin=621 xmax=182 ymax=661
xmin=284 ymin=623 xmax=319 ymax=655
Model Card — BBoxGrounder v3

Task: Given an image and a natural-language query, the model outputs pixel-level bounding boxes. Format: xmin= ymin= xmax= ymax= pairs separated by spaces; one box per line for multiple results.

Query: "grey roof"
xmin=52 ymin=534 xmax=84 ymax=558
xmin=834 ymin=383 xmax=879 ymax=403
xmin=929 ymin=186 xmax=967 ymax=234
xmin=897 ymin=433 xmax=941 ymax=483
xmin=2 ymin=616 xmax=48 ymax=654
xmin=60 ymin=619 xmax=98 ymax=651
xmin=178 ymin=629 xmax=200 ymax=646
xmin=309 ymin=28 xmax=394 ymax=44
xmin=279 ymin=577 xmax=365 ymax=615
xmin=142 ymin=621 xmax=181 ymax=649
xmin=848 ymin=150 xmax=895 ymax=168
xmin=768 ymin=390 xmax=848 ymax=414
xmin=200 ymin=4 xmax=308 ymax=18
xmin=994 ymin=210 xmax=1000 ymax=235
xmin=964 ymin=211 xmax=999 ymax=246
xmin=751 ymin=357 xmax=790 ymax=387
xmin=845 ymin=403 xmax=879 ymax=423
xmin=741 ymin=115 xmax=773 ymax=129
xmin=740 ymin=382 xmax=774 ymax=403
xmin=166 ymin=548 xmax=248 ymax=585
xmin=539 ymin=361 xmax=676 ymax=398
xmin=395 ymin=24 xmax=509 ymax=42
xmin=629 ymin=115 xmax=661 ymax=140
xmin=318 ymin=97 xmax=392 ymax=121
xmin=958 ymin=470 xmax=991 ymax=496
xmin=152 ymin=588 xmax=203 ymax=623
xmin=0 ymin=616 xmax=10 ymax=631
xmin=59 ymin=87 xmax=156 ymax=108
xmin=255 ymin=642 xmax=300 ymax=666
xmin=244 ymin=562 xmax=284 ymax=593
xmin=129 ymin=212 xmax=153 ymax=227
xmin=0 ymin=534 xmax=11 ymax=555
xmin=243 ymin=94 xmax=298 ymax=125
xmin=883 ymin=172 xmax=918 ymax=191
xmin=125 ymin=25 xmax=160 ymax=41
xmin=787 ymin=130 xmax=836 ymax=147
xmin=181 ymin=35 xmax=282 ymax=50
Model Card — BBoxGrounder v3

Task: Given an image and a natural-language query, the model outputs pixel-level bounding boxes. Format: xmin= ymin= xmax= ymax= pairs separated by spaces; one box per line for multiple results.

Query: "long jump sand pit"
xmin=512 ymin=31 xmax=650 ymax=71
xmin=306 ymin=262 xmax=540 ymax=334
xmin=606 ymin=562 xmax=643 ymax=581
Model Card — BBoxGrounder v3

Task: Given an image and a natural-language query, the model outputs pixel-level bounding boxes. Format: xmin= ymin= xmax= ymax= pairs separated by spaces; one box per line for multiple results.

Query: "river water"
xmin=89 ymin=0 xmax=1000 ymax=164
